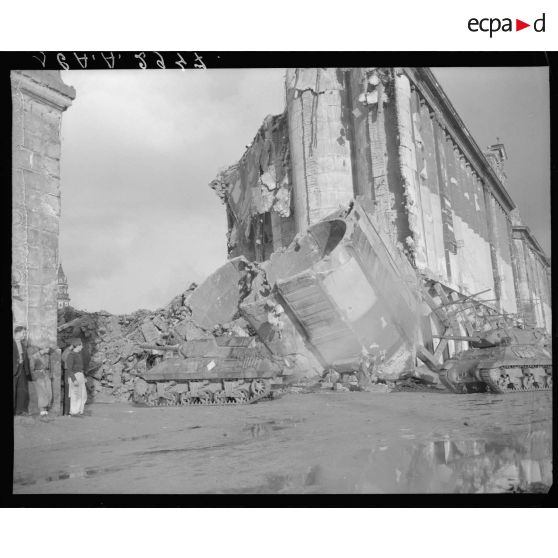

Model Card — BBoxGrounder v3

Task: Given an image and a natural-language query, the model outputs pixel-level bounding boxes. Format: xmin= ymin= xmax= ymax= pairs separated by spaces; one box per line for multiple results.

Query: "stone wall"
xmin=12 ymin=70 xmax=75 ymax=346
xmin=12 ymin=70 xmax=75 ymax=413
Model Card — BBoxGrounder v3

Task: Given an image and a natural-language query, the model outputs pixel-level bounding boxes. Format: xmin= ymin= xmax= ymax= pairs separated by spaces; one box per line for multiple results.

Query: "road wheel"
xmin=250 ymin=379 xmax=269 ymax=397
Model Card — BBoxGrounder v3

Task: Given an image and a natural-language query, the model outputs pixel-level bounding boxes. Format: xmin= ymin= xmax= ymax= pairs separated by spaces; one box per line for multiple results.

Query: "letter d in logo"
xmin=534 ymin=13 xmax=545 ymax=32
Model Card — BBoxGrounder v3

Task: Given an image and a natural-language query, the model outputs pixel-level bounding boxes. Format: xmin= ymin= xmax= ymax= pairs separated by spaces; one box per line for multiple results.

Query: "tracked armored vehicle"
xmin=132 ymin=336 xmax=284 ymax=406
xmin=438 ymin=325 xmax=552 ymax=394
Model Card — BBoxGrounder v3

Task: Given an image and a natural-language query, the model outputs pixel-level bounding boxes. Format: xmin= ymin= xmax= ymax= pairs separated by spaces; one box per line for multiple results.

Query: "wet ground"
xmin=13 ymin=390 xmax=552 ymax=493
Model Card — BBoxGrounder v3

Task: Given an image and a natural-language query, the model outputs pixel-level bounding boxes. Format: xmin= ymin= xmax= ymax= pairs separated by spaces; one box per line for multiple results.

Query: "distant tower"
xmin=484 ymin=140 xmax=508 ymax=185
xmin=57 ymin=264 xmax=70 ymax=309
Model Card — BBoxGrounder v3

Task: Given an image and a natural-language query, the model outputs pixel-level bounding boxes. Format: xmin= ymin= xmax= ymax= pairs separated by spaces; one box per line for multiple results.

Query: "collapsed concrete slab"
xmin=232 ymin=197 xmax=420 ymax=381
xmin=267 ymin=198 xmax=420 ymax=379
xmin=187 ymin=257 xmax=249 ymax=329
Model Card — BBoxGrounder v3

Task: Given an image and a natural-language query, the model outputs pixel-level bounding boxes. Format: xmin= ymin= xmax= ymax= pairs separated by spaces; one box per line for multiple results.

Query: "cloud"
xmin=60 ymin=69 xmax=285 ymax=313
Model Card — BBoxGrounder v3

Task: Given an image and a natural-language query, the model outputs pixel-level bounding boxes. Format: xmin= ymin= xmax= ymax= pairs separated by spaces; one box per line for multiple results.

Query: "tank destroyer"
xmin=438 ymin=324 xmax=552 ymax=394
xmin=132 ymin=336 xmax=284 ymax=406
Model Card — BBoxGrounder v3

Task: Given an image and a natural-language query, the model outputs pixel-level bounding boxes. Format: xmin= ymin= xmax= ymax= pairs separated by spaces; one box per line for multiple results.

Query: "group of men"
xmin=13 ymin=325 xmax=88 ymax=418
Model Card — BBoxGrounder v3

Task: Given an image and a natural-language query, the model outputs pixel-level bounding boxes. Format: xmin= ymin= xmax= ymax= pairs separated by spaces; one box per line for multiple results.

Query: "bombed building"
xmin=210 ymin=68 xmax=551 ymax=339
xmin=11 ymin=67 xmax=551 ymax=413
xmin=11 ymin=65 xmax=553 ymax=497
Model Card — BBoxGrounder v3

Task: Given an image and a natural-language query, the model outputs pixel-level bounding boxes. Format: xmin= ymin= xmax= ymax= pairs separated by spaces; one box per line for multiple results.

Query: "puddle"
xmin=138 ymin=443 xmax=230 ymax=455
xmin=14 ymin=465 xmax=124 ymax=487
xmin=204 ymin=465 xmax=323 ymax=494
xmin=245 ymin=418 xmax=305 ymax=438
xmin=331 ymin=428 xmax=551 ymax=493
xmin=401 ymin=430 xmax=552 ymax=493
xmin=14 ymin=391 xmax=551 ymax=494
xmin=204 ymin=428 xmax=552 ymax=494
xmin=118 ymin=433 xmax=154 ymax=442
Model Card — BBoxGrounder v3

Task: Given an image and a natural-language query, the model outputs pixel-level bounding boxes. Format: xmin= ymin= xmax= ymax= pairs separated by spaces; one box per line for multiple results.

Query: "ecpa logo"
xmin=468 ymin=13 xmax=546 ymax=37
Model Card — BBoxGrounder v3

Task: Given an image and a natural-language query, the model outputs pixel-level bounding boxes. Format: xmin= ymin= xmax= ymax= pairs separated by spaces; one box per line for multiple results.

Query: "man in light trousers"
xmin=65 ymin=338 xmax=87 ymax=417
xmin=27 ymin=345 xmax=53 ymax=416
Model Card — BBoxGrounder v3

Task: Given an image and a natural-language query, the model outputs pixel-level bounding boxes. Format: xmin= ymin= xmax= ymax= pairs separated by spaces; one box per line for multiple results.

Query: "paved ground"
xmin=13 ymin=389 xmax=552 ymax=493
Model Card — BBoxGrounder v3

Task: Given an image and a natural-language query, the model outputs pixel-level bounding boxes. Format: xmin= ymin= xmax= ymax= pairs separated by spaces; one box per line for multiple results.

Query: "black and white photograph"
xmin=7 ymin=58 xmax=552 ymax=496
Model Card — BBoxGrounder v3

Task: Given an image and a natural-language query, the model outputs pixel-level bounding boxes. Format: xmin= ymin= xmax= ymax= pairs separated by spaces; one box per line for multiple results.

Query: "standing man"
xmin=61 ymin=343 xmax=73 ymax=415
xmin=27 ymin=345 xmax=53 ymax=416
xmin=265 ymin=300 xmax=285 ymax=340
xmin=13 ymin=326 xmax=30 ymax=415
xmin=65 ymin=338 xmax=87 ymax=417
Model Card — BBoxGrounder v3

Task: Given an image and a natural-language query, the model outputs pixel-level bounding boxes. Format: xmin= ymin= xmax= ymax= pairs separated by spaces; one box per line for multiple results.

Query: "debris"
xmin=56 ymin=277 xmax=252 ymax=403
xmin=333 ymin=383 xmax=350 ymax=392
xmin=322 ymin=370 xmax=340 ymax=385
xmin=362 ymin=383 xmax=392 ymax=393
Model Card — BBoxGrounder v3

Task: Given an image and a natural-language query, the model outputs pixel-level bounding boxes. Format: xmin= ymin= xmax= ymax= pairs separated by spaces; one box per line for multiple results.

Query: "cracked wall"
xmin=210 ymin=67 xmax=550 ymax=332
xmin=210 ymin=113 xmax=295 ymax=262
xmin=285 ymin=68 xmax=354 ymax=232
xmin=511 ymin=217 xmax=552 ymax=331
xmin=346 ymin=68 xmax=535 ymax=319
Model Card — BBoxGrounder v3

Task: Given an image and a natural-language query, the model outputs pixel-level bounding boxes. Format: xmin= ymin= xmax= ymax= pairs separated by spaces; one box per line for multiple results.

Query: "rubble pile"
xmin=57 ymin=282 xmax=252 ymax=403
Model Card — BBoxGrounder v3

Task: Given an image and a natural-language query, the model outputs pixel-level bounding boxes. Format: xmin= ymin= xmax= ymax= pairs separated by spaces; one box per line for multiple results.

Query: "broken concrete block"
xmin=413 ymin=364 xmax=439 ymax=384
xmin=152 ymin=315 xmax=168 ymax=333
xmin=188 ymin=257 xmax=248 ymax=329
xmin=141 ymin=321 xmax=161 ymax=344
xmin=90 ymin=365 xmax=104 ymax=381
xmin=171 ymin=319 xmax=209 ymax=342
xmin=240 ymin=295 xmax=323 ymax=379
xmin=86 ymin=377 xmax=102 ymax=393
xmin=323 ymin=370 xmax=341 ymax=384
xmin=112 ymin=365 xmax=122 ymax=387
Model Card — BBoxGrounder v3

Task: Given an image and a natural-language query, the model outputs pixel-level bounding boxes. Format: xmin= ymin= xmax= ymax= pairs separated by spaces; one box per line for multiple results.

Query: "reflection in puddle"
xmin=403 ymin=430 xmax=552 ymax=493
xmin=328 ymin=428 xmax=552 ymax=494
xmin=209 ymin=429 xmax=552 ymax=494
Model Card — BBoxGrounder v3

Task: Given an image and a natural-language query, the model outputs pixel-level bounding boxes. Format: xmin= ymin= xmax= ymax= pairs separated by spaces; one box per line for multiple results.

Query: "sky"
xmin=59 ymin=67 xmax=550 ymax=314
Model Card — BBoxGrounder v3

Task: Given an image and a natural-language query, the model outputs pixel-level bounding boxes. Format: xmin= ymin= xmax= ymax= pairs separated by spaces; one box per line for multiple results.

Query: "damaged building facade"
xmin=211 ymin=68 xmax=551 ymax=378
xmin=211 ymin=68 xmax=551 ymax=332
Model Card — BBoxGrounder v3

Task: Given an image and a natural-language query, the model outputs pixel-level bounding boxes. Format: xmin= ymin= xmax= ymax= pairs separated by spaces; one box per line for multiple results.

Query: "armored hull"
xmin=439 ymin=327 xmax=552 ymax=394
xmin=132 ymin=336 xmax=283 ymax=406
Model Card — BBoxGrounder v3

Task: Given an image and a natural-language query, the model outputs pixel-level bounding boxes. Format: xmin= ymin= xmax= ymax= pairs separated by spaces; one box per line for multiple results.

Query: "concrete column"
xmin=512 ymin=235 xmax=534 ymax=324
xmin=286 ymin=68 xmax=354 ymax=233
xmin=362 ymin=71 xmax=396 ymax=244
xmin=393 ymin=70 xmax=427 ymax=269
xmin=482 ymin=185 xmax=502 ymax=311
xmin=12 ymin=70 xmax=75 ymax=414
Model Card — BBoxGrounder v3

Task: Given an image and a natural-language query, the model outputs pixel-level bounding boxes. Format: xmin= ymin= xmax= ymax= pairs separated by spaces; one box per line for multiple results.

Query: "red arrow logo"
xmin=516 ymin=19 xmax=530 ymax=31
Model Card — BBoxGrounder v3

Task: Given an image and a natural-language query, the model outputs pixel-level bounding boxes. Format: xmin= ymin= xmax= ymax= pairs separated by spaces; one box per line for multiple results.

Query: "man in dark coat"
xmin=13 ymin=326 xmax=31 ymax=415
